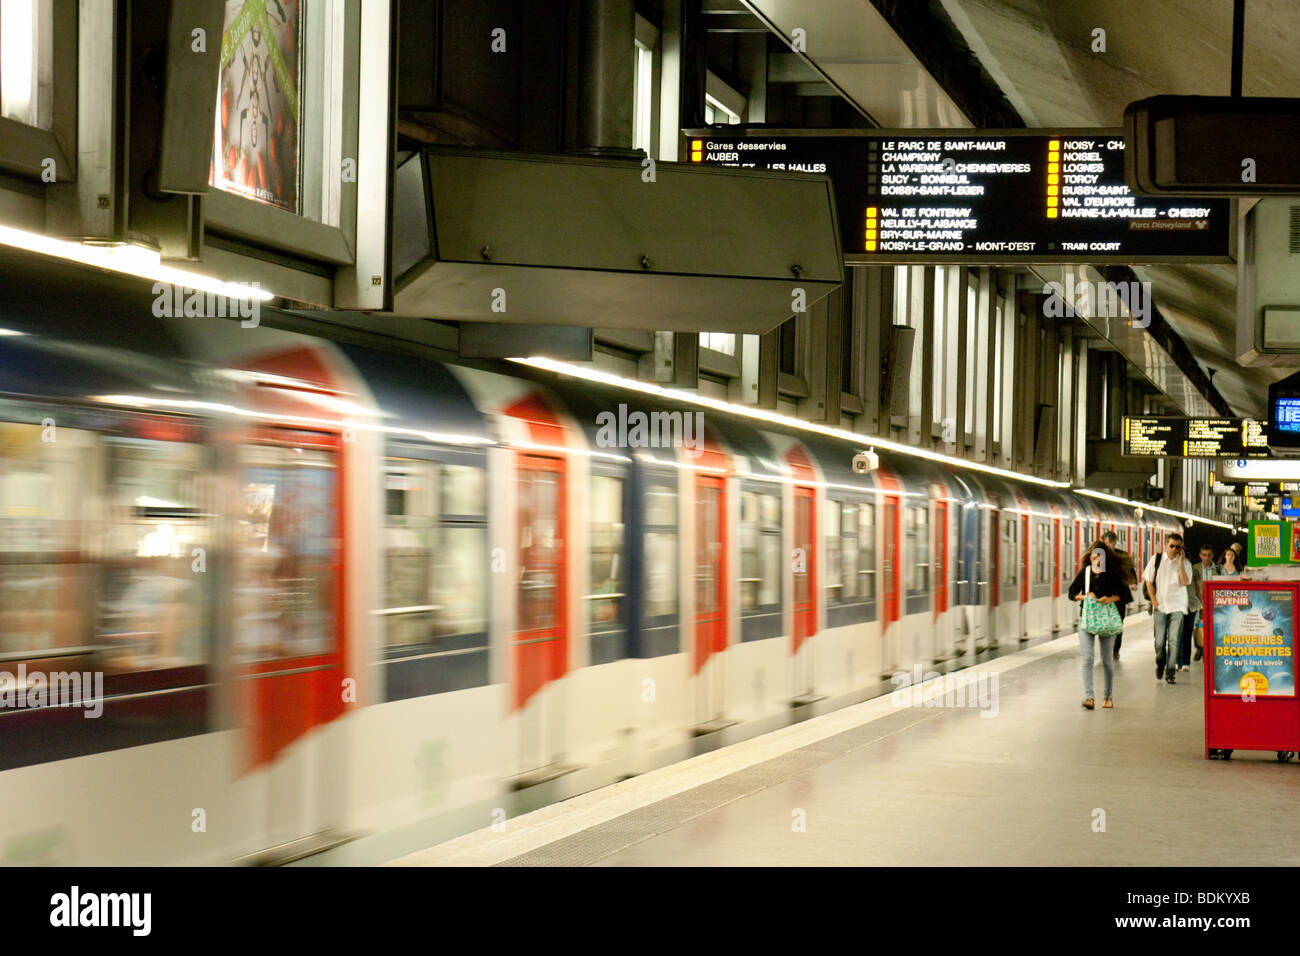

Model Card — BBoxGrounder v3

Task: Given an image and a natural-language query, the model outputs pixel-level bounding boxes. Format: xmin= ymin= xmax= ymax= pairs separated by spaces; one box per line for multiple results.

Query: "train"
xmin=0 ymin=262 xmax=1183 ymax=865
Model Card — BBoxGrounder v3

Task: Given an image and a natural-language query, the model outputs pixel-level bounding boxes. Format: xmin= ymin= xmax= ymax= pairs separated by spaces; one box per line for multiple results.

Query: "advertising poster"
xmin=210 ymin=0 xmax=301 ymax=212
xmin=1209 ymin=586 xmax=1297 ymax=697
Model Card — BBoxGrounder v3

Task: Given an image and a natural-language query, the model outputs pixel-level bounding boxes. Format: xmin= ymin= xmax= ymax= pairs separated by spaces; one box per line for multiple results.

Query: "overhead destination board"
xmin=1122 ymin=417 xmax=1273 ymax=458
xmin=684 ymin=129 xmax=1233 ymax=264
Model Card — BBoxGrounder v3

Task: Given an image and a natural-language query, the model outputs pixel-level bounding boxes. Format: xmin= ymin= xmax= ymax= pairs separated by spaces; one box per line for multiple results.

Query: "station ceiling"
xmin=936 ymin=0 xmax=1300 ymax=416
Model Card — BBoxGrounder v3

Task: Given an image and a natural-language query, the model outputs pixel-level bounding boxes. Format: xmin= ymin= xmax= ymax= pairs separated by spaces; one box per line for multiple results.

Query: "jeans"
xmin=1153 ymin=610 xmax=1185 ymax=679
xmin=1178 ymin=612 xmax=1196 ymax=667
xmin=1080 ymin=629 xmax=1116 ymax=699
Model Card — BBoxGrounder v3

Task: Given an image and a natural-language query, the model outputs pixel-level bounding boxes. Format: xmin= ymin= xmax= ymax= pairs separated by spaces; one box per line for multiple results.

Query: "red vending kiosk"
xmin=1203 ymin=580 xmax=1300 ymax=760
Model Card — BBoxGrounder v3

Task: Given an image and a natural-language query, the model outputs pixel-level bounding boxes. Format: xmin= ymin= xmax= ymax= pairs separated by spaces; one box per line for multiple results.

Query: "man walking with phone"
xmin=1143 ymin=533 xmax=1194 ymax=685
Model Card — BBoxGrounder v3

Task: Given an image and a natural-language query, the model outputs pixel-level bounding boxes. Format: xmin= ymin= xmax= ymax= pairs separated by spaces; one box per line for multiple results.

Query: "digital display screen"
xmin=1272 ymin=397 xmax=1300 ymax=432
xmin=1121 ymin=416 xmax=1273 ymax=458
xmin=684 ymin=129 xmax=1233 ymax=263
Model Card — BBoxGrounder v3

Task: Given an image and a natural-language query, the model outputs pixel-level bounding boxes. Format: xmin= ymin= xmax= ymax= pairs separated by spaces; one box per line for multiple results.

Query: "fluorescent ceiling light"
xmin=510 ymin=356 xmax=1233 ymax=528
xmin=0 ymin=226 xmax=274 ymax=302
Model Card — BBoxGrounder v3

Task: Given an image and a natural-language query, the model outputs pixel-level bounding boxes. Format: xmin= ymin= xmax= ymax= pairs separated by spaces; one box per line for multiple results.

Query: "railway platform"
xmin=385 ymin=614 xmax=1294 ymax=867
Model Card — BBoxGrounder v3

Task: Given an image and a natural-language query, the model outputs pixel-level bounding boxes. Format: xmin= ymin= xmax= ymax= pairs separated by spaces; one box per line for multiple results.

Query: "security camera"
xmin=852 ymin=449 xmax=879 ymax=475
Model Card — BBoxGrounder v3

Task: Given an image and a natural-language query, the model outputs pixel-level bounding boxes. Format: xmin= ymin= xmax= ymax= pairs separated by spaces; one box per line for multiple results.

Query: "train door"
xmin=515 ymin=453 xmax=568 ymax=774
xmin=1052 ymin=517 xmax=1062 ymax=633
xmin=694 ymin=471 xmax=728 ymax=724
xmin=235 ymin=428 xmax=347 ymax=858
xmin=1020 ymin=511 xmax=1030 ymax=641
xmin=987 ymin=506 xmax=1000 ymax=649
xmin=791 ymin=483 xmax=816 ymax=697
xmin=958 ymin=500 xmax=984 ymax=656
xmin=933 ymin=496 xmax=951 ymax=661
xmin=880 ymin=494 xmax=900 ymax=676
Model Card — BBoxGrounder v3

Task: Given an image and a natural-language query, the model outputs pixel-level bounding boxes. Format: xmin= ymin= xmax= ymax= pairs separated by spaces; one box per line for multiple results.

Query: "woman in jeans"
xmin=1067 ymin=542 xmax=1127 ymax=710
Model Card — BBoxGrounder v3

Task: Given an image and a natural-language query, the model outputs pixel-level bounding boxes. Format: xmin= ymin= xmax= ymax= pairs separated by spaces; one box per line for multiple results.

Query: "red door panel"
xmin=694 ymin=474 xmax=727 ymax=673
xmin=793 ymin=485 xmax=815 ymax=651
xmin=514 ymin=454 xmax=567 ymax=710
xmin=882 ymin=496 xmax=899 ymax=623
xmin=934 ymin=499 xmax=949 ymax=616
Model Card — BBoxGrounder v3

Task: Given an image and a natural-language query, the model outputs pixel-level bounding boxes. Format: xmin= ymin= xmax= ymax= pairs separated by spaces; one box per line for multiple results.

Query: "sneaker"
xmin=1180 ymin=665 xmax=1190 ymax=672
xmin=1156 ymin=664 xmax=1165 ymax=680
xmin=1166 ymin=675 xmax=1177 ymax=685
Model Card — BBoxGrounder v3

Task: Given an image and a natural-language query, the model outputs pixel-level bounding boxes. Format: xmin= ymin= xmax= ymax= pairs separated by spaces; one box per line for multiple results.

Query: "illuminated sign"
xmin=683 ymin=129 xmax=1233 ymax=263
xmin=1121 ymin=417 xmax=1273 ymax=458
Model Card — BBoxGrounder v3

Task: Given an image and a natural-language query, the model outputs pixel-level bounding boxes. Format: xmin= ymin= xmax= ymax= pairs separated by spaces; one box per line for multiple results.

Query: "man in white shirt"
xmin=1143 ymin=533 xmax=1193 ymax=685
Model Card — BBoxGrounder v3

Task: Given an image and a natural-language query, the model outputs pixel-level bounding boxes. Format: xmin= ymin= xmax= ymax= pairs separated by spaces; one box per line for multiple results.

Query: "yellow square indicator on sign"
xmin=1049 ymin=152 xmax=1059 ymax=162
xmin=865 ymin=240 xmax=877 ymax=251
xmin=692 ymin=140 xmax=703 ymax=150
xmin=1049 ymin=140 xmax=1060 ymax=150
xmin=1048 ymin=184 xmax=1059 ymax=195
xmin=1047 ymin=173 xmax=1059 ymax=185
xmin=691 ymin=151 xmax=702 ymax=162
xmin=1047 ymin=196 xmax=1058 ymax=207
xmin=1047 ymin=208 xmax=1058 ymax=218
xmin=866 ymin=229 xmax=877 ymax=239
xmin=867 ymin=207 xmax=878 ymax=217
xmin=1048 ymin=162 xmax=1059 ymax=174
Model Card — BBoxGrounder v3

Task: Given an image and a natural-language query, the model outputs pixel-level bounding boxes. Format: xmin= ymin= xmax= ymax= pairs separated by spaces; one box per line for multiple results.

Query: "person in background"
xmin=1068 ymin=542 xmax=1126 ymax=710
xmin=1220 ymin=547 xmax=1242 ymax=576
xmin=1143 ymin=532 xmax=1193 ymax=685
xmin=1231 ymin=541 xmax=1245 ymax=565
xmin=1188 ymin=544 xmax=1221 ymax=664
xmin=1100 ymin=531 xmax=1136 ymax=662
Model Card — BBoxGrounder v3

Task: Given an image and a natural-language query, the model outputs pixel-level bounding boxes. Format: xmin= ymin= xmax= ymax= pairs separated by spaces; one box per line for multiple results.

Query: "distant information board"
xmin=1121 ymin=417 xmax=1272 ymax=458
xmin=684 ymin=129 xmax=1233 ymax=263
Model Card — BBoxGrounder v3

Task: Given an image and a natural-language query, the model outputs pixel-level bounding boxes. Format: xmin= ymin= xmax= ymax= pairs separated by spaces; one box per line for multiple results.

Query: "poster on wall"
xmin=1209 ymin=585 xmax=1297 ymax=697
xmin=210 ymin=0 xmax=301 ymax=212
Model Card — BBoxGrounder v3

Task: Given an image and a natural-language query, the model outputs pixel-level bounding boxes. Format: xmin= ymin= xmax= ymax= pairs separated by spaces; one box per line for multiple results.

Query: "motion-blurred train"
xmin=0 ymin=262 xmax=1181 ymax=865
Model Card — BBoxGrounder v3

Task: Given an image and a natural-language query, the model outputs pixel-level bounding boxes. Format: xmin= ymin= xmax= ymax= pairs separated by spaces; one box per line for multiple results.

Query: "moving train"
xmin=0 ymin=262 xmax=1181 ymax=865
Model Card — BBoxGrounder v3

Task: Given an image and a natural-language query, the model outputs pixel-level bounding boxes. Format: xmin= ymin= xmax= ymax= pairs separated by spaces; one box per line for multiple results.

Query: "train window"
xmin=97 ymin=436 xmax=210 ymax=671
xmin=644 ymin=482 xmax=678 ymax=619
xmin=0 ymin=421 xmax=97 ymax=659
xmin=858 ymin=501 xmax=875 ymax=600
xmin=827 ymin=499 xmax=875 ymax=605
xmin=740 ymin=490 xmax=780 ymax=610
xmin=518 ymin=462 xmax=563 ymax=633
xmin=824 ymin=500 xmax=842 ymax=600
xmin=588 ymin=475 xmax=625 ymax=631
xmin=906 ymin=505 xmax=929 ymax=592
xmin=234 ymin=443 xmax=339 ymax=662
xmin=382 ymin=459 xmax=488 ymax=648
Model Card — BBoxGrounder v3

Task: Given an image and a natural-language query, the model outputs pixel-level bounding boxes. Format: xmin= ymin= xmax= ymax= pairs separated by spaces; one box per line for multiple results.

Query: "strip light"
xmin=0 ymin=225 xmax=274 ymax=302
xmin=1073 ymin=488 xmax=1234 ymax=530
xmin=509 ymin=356 xmax=1234 ymax=528
xmin=512 ymin=356 xmax=1071 ymax=489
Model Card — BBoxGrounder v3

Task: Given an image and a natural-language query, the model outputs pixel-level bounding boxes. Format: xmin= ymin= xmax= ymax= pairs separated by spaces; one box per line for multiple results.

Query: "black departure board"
xmin=684 ymin=129 xmax=1232 ymax=263
xmin=1122 ymin=417 xmax=1274 ymax=458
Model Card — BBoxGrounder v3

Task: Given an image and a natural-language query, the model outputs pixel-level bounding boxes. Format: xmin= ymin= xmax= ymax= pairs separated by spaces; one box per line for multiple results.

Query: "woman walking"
xmin=1068 ymin=541 xmax=1127 ymax=710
